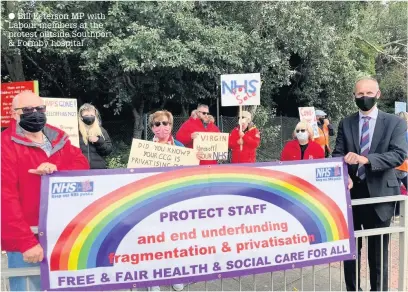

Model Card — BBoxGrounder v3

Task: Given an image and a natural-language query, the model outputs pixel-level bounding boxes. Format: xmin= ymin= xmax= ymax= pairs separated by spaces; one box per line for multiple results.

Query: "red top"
xmin=176 ymin=117 xmax=221 ymax=165
xmin=229 ymin=126 xmax=260 ymax=163
xmin=280 ymin=139 xmax=325 ymax=161
xmin=1 ymin=120 xmax=89 ymax=252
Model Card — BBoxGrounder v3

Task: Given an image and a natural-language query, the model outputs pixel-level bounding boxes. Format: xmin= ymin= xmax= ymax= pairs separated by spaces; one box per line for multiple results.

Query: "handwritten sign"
xmin=1 ymin=80 xmax=39 ymax=127
xmin=395 ymin=101 xmax=407 ymax=114
xmin=221 ymin=73 xmax=261 ymax=106
xmin=193 ymin=132 xmax=229 ymax=161
xmin=43 ymin=98 xmax=79 ymax=147
xmin=127 ymin=139 xmax=199 ymax=168
xmin=298 ymin=107 xmax=319 ymax=138
xmin=39 ymin=158 xmax=355 ymax=291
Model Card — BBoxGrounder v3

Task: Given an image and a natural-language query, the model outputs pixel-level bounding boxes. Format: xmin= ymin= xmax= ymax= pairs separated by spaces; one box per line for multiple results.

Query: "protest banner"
xmin=298 ymin=107 xmax=319 ymax=138
xmin=220 ymin=73 xmax=261 ymax=107
xmin=127 ymin=139 xmax=199 ymax=168
xmin=1 ymin=80 xmax=39 ymax=127
xmin=395 ymin=101 xmax=407 ymax=114
xmin=43 ymin=98 xmax=80 ymax=147
xmin=39 ymin=158 xmax=355 ymax=291
xmin=193 ymin=132 xmax=229 ymax=160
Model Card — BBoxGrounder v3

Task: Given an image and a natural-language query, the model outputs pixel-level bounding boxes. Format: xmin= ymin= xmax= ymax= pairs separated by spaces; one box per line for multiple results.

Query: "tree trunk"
xmin=131 ymin=100 xmax=145 ymax=139
xmin=2 ymin=2 xmax=25 ymax=81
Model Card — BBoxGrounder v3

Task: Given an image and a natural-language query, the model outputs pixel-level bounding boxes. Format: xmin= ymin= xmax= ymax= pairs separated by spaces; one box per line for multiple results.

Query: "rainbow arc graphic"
xmin=49 ymin=166 xmax=349 ymax=271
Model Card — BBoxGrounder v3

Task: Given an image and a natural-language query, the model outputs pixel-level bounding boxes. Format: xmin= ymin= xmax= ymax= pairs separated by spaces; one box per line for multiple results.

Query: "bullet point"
xmin=9 ymin=13 xmax=15 ymax=20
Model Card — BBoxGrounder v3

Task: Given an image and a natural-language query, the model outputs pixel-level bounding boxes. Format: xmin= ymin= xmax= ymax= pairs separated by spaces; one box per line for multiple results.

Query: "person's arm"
xmin=176 ymin=121 xmax=193 ymax=146
xmin=315 ymin=142 xmax=325 ymax=158
xmin=93 ymin=128 xmax=112 ymax=156
xmin=328 ymin=123 xmax=335 ymax=136
xmin=1 ymin=142 xmax=38 ymax=253
xmin=229 ymin=128 xmax=240 ymax=149
xmin=242 ymin=128 xmax=261 ymax=148
xmin=332 ymin=120 xmax=345 ymax=157
xmin=367 ymin=119 xmax=407 ymax=171
xmin=280 ymin=143 xmax=290 ymax=161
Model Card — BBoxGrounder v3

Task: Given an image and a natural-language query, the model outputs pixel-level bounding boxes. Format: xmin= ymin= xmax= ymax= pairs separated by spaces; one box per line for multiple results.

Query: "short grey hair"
xmin=354 ymin=76 xmax=379 ymax=92
xmin=197 ymin=104 xmax=209 ymax=110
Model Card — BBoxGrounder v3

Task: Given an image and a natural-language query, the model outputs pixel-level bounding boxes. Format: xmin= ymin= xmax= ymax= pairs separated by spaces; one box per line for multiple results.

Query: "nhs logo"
xmin=315 ymin=166 xmax=342 ymax=182
xmin=51 ymin=181 xmax=94 ymax=198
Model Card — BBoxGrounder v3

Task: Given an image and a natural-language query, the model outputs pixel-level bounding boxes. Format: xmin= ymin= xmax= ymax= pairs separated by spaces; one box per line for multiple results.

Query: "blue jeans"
xmin=7 ymin=252 xmax=41 ymax=291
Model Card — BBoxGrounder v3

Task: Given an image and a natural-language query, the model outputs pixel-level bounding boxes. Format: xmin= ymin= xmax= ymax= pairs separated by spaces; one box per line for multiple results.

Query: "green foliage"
xmin=106 ymin=141 xmax=130 ymax=169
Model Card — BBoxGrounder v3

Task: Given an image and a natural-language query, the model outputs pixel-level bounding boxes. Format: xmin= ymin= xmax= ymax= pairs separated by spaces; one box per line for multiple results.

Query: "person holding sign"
xmin=228 ymin=111 xmax=260 ymax=163
xmin=280 ymin=121 xmax=324 ymax=161
xmin=148 ymin=110 xmax=197 ymax=292
xmin=314 ymin=109 xmax=335 ymax=158
xmin=176 ymin=104 xmax=220 ymax=165
xmin=1 ymin=91 xmax=89 ymax=292
xmin=78 ymin=104 xmax=112 ymax=169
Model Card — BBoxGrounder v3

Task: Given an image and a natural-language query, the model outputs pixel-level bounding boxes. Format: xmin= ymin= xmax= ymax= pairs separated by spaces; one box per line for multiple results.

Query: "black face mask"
xmin=355 ymin=96 xmax=377 ymax=111
xmin=82 ymin=116 xmax=95 ymax=125
xmin=19 ymin=111 xmax=47 ymax=133
xmin=318 ymin=118 xmax=325 ymax=124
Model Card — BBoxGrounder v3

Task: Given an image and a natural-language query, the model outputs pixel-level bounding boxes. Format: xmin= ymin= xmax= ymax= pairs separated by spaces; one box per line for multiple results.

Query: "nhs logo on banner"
xmin=51 ymin=181 xmax=94 ymax=198
xmin=315 ymin=165 xmax=342 ymax=182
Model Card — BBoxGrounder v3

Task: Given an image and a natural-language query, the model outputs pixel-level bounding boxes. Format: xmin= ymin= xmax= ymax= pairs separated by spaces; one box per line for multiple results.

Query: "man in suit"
xmin=333 ymin=77 xmax=407 ymax=291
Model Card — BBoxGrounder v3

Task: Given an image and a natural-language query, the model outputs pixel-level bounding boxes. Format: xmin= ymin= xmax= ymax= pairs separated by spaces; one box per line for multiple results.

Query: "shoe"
xmin=172 ymin=284 xmax=184 ymax=291
xmin=148 ymin=286 xmax=160 ymax=291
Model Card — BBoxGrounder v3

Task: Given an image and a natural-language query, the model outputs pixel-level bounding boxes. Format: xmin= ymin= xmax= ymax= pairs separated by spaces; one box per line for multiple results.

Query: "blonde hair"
xmin=78 ymin=103 xmax=104 ymax=145
xmin=149 ymin=110 xmax=174 ymax=128
xmin=293 ymin=121 xmax=314 ymax=140
xmin=398 ymin=111 xmax=408 ymax=123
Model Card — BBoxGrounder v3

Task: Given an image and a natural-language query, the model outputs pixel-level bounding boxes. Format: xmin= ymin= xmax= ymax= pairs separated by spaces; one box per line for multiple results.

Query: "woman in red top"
xmin=280 ymin=121 xmax=324 ymax=161
xmin=229 ymin=111 xmax=261 ymax=163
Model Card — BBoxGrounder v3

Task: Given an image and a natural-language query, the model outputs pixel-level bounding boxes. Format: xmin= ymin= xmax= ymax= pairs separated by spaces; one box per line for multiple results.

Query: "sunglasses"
xmin=199 ymin=111 xmax=210 ymax=116
xmin=296 ymin=129 xmax=306 ymax=133
xmin=14 ymin=105 xmax=46 ymax=114
xmin=153 ymin=121 xmax=170 ymax=127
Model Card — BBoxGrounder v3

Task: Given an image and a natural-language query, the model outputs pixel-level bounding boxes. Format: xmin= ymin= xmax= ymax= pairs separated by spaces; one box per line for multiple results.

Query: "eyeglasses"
xmin=296 ymin=129 xmax=306 ymax=133
xmin=14 ymin=105 xmax=46 ymax=114
xmin=199 ymin=111 xmax=209 ymax=116
xmin=153 ymin=121 xmax=170 ymax=127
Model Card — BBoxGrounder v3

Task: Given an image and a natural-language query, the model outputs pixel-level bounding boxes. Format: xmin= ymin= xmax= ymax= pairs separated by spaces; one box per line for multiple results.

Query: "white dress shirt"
xmin=358 ymin=106 xmax=378 ymax=151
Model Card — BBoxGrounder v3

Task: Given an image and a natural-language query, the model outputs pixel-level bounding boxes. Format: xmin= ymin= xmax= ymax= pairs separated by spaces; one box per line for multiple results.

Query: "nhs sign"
xmin=51 ymin=181 xmax=94 ymax=195
xmin=220 ymin=73 xmax=261 ymax=106
xmin=315 ymin=166 xmax=342 ymax=182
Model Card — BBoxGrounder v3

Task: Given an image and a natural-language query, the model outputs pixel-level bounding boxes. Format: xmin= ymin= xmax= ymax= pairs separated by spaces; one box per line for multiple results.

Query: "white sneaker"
xmin=148 ymin=286 xmax=160 ymax=291
xmin=172 ymin=284 xmax=184 ymax=291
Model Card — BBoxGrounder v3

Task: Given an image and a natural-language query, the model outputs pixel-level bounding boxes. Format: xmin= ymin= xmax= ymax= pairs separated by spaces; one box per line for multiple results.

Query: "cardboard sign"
xmin=298 ymin=107 xmax=319 ymax=138
xmin=395 ymin=101 xmax=407 ymax=114
xmin=221 ymin=73 xmax=261 ymax=106
xmin=43 ymin=98 xmax=79 ymax=147
xmin=1 ymin=81 xmax=39 ymax=127
xmin=193 ymin=132 xmax=229 ymax=161
xmin=127 ymin=139 xmax=199 ymax=168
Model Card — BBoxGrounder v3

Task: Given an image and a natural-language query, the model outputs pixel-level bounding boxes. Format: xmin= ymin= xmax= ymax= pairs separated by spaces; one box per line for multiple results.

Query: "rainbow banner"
xmin=39 ymin=158 xmax=355 ymax=291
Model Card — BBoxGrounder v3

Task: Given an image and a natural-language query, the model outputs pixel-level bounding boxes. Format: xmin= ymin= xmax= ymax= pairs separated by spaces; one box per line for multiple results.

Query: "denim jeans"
xmin=7 ymin=252 xmax=41 ymax=291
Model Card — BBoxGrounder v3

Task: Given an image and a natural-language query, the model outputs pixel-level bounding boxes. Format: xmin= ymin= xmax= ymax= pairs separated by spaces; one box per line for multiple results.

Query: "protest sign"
xmin=39 ymin=158 xmax=355 ymax=291
xmin=193 ymin=132 xmax=229 ymax=161
xmin=43 ymin=98 xmax=79 ymax=147
xmin=298 ymin=107 xmax=319 ymax=138
xmin=127 ymin=139 xmax=199 ymax=168
xmin=221 ymin=73 xmax=261 ymax=107
xmin=1 ymin=80 xmax=39 ymax=127
xmin=395 ymin=101 xmax=407 ymax=114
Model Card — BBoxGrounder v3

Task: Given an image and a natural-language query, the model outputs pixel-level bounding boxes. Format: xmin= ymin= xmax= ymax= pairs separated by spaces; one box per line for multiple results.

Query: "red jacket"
xmin=280 ymin=139 xmax=325 ymax=161
xmin=1 ymin=120 xmax=89 ymax=253
xmin=176 ymin=117 xmax=220 ymax=165
xmin=229 ymin=126 xmax=260 ymax=163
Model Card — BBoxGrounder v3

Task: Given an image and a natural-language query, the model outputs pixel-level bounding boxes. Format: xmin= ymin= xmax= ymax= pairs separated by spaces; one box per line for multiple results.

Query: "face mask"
xmin=355 ymin=96 xmax=377 ymax=111
xmin=153 ymin=125 xmax=171 ymax=140
xmin=19 ymin=111 xmax=47 ymax=133
xmin=319 ymin=118 xmax=325 ymax=124
xmin=82 ymin=116 xmax=95 ymax=125
xmin=296 ymin=132 xmax=309 ymax=142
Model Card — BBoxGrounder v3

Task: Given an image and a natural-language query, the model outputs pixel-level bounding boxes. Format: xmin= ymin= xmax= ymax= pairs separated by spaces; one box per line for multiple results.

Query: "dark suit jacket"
xmin=333 ymin=110 xmax=407 ymax=221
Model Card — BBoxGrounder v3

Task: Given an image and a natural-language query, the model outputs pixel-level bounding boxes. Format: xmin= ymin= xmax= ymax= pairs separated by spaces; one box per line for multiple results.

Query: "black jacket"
xmin=332 ymin=110 xmax=407 ymax=221
xmin=79 ymin=127 xmax=112 ymax=169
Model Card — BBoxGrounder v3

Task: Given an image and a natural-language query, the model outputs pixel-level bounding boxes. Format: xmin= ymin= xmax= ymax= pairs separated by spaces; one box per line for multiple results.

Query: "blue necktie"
xmin=357 ymin=116 xmax=371 ymax=180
